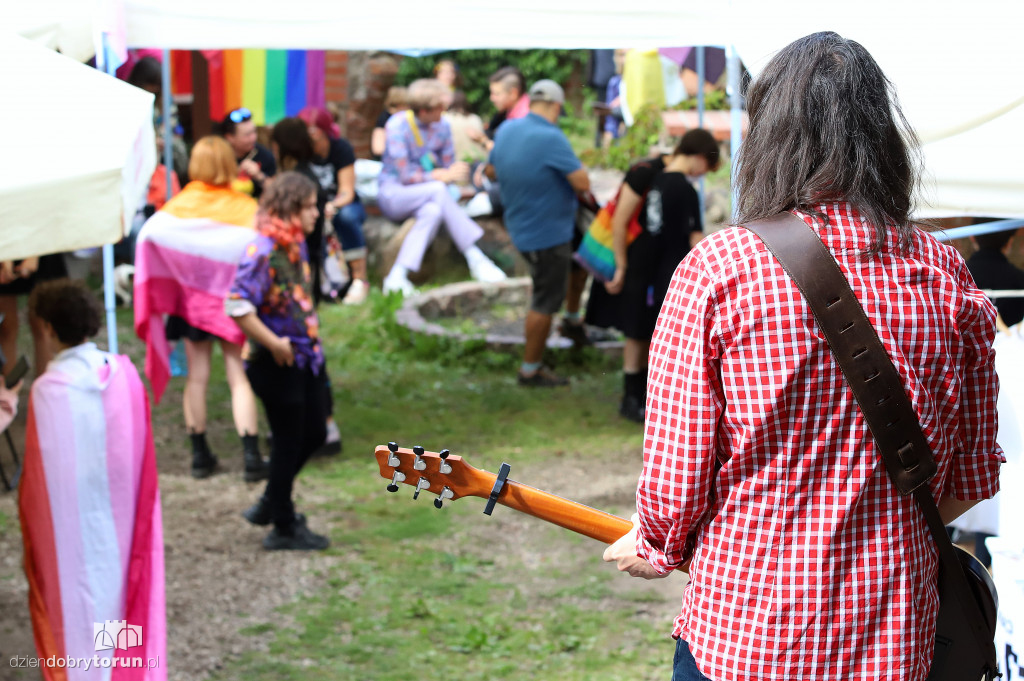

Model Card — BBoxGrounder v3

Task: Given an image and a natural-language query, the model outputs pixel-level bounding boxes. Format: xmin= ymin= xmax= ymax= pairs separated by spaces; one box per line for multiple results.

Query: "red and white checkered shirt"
xmin=636 ymin=203 xmax=1003 ymax=681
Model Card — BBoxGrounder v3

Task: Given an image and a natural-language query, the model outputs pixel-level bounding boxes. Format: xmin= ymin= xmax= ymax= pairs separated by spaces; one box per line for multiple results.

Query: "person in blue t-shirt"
xmin=488 ymin=80 xmax=592 ymax=387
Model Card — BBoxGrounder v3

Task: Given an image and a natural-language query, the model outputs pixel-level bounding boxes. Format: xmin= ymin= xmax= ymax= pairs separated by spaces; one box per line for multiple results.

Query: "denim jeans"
xmin=331 ymin=201 xmax=368 ymax=260
xmin=672 ymin=639 xmax=712 ymax=681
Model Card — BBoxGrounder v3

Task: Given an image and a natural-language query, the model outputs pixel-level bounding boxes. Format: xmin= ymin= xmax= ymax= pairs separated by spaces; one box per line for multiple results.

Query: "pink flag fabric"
xmin=133 ymin=181 xmax=257 ymax=402
xmin=20 ymin=343 xmax=166 ymax=681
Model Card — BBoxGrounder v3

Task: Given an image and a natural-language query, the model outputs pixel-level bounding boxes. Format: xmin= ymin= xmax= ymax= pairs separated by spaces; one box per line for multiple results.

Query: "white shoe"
xmin=342 ymin=279 xmax=370 ymax=305
xmin=469 ymin=257 xmax=507 ymax=283
xmin=382 ymin=271 xmax=417 ymax=296
xmin=465 ymin=192 xmax=493 ymax=218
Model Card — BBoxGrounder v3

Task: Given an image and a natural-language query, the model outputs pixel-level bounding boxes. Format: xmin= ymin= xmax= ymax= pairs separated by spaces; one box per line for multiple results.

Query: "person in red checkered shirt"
xmin=603 ymin=32 xmax=1003 ymax=681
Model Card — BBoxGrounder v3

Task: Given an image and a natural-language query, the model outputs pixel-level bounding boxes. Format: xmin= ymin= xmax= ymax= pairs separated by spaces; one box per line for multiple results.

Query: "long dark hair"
xmin=272 ymin=117 xmax=314 ymax=170
xmin=735 ymin=32 xmax=921 ymax=251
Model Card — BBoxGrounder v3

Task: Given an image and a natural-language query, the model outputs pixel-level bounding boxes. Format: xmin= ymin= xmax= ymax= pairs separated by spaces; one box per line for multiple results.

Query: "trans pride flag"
xmin=20 ymin=343 xmax=166 ymax=681
xmin=133 ymin=182 xmax=257 ymax=402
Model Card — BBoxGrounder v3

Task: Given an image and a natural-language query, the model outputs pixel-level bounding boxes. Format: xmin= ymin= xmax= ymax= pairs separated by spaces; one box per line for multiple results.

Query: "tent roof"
xmin=120 ymin=0 xmax=730 ymax=51
xmin=0 ymin=32 xmax=155 ymax=261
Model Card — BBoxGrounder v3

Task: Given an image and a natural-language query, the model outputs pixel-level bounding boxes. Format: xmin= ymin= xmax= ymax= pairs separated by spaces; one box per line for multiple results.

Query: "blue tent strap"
xmin=931 ymin=218 xmax=1024 ymax=242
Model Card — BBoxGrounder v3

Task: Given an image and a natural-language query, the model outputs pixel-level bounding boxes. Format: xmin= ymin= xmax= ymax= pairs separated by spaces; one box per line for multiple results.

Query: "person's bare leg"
xmin=348 ymin=257 xmax=368 ymax=282
xmin=182 ymin=339 xmax=212 ymax=434
xmin=565 ymin=267 xmax=588 ymax=316
xmin=0 ymin=296 xmax=19 ymax=379
xmin=523 ymin=310 xmax=553 ymax=367
xmin=623 ymin=338 xmax=648 ymax=374
xmin=221 ymin=340 xmax=258 ymax=436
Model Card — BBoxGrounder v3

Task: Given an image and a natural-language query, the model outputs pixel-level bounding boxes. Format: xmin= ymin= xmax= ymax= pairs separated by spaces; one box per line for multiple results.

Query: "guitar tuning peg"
xmin=387 ymin=441 xmax=400 ymax=467
xmin=413 ymin=445 xmax=427 ymax=471
xmin=439 ymin=449 xmax=450 ymax=459
xmin=433 ymin=486 xmax=454 ymax=509
xmin=386 ymin=470 xmax=406 ymax=493
xmin=413 ymin=476 xmax=430 ymax=500
xmin=413 ymin=445 xmax=425 ymax=455
xmin=439 ymin=449 xmax=452 ymax=475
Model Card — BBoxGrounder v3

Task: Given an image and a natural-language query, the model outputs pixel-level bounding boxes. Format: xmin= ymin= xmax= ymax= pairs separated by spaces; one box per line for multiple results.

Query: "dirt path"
xmin=0 ymin=429 xmax=680 ymax=681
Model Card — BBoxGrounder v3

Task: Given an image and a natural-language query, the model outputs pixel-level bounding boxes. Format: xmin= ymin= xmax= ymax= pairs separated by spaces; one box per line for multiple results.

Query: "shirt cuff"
xmin=946 ymin=449 xmax=1005 ymax=500
xmin=635 ymin=531 xmax=679 ymax=576
xmin=224 ymin=298 xmax=256 ymax=318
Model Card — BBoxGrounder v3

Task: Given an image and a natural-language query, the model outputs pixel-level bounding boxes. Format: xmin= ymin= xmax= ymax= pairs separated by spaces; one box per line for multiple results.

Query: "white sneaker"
xmin=382 ymin=271 xmax=417 ymax=296
xmin=342 ymin=279 xmax=370 ymax=305
xmin=469 ymin=257 xmax=507 ymax=283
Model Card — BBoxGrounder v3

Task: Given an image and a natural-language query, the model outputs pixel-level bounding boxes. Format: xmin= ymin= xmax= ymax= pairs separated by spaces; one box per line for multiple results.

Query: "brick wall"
xmin=324 ymin=51 xmax=400 ymax=159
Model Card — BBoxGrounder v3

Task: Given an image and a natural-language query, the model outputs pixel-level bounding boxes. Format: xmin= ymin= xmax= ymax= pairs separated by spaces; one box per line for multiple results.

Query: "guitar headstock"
xmin=374 ymin=443 xmax=496 ymax=508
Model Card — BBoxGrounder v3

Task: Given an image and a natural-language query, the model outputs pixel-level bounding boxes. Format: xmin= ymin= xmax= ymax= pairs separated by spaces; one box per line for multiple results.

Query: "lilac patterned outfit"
xmin=378 ymin=111 xmax=483 ymax=272
xmin=226 ymin=233 xmax=325 ymax=375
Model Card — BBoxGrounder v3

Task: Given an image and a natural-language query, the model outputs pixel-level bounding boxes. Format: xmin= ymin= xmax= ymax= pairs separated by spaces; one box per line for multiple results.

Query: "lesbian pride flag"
xmin=20 ymin=343 xmax=166 ymax=681
xmin=133 ymin=182 xmax=257 ymax=402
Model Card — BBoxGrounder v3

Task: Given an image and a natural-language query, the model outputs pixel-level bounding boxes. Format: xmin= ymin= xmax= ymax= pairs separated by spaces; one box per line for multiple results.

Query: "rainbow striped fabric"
xmin=20 ymin=343 xmax=166 ymax=681
xmin=134 ymin=182 xmax=257 ymax=402
xmin=574 ymin=191 xmax=644 ymax=282
xmin=167 ymin=49 xmax=327 ymax=125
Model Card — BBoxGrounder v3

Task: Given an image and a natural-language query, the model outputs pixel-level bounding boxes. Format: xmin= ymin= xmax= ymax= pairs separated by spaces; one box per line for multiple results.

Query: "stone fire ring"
xmin=395 ymin=277 xmax=623 ymax=355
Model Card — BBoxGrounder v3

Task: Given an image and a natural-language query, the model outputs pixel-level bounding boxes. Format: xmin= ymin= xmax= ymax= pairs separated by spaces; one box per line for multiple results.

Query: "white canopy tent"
xmin=0 ymin=32 xmax=155 ymax=263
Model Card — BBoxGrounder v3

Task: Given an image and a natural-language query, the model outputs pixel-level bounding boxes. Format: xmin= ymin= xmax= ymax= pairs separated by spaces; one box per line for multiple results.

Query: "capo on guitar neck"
xmin=483 ymin=463 xmax=511 ymax=516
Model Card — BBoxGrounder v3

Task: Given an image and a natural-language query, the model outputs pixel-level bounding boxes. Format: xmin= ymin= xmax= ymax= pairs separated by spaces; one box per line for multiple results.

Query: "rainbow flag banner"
xmin=133 ymin=181 xmax=258 ymax=402
xmin=20 ymin=343 xmax=166 ymax=681
xmin=171 ymin=49 xmax=326 ymax=125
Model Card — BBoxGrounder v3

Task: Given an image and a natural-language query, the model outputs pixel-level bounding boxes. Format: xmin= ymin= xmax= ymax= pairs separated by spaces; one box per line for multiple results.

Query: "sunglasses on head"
xmin=229 ymin=107 xmax=252 ymax=123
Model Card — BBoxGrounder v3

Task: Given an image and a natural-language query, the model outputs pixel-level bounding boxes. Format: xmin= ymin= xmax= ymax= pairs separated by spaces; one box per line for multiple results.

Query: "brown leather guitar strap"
xmin=743 ymin=212 xmax=994 ymax=666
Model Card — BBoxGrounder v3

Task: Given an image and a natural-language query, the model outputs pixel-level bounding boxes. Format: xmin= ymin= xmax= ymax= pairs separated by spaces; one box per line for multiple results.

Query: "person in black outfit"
xmin=270 ymin=118 xmax=342 ymax=455
xmin=967 ymin=227 xmax=1024 ymax=327
xmin=222 ymin=107 xmax=277 ymax=199
xmin=226 ymin=172 xmax=330 ymax=551
xmin=589 ymin=129 xmax=720 ymax=422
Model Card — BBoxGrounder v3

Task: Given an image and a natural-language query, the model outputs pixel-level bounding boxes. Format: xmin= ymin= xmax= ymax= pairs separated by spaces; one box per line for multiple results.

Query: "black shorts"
xmin=0 ymin=254 xmax=68 ymax=296
xmin=521 ymin=241 xmax=573 ymax=316
xmin=165 ymin=315 xmax=217 ymax=342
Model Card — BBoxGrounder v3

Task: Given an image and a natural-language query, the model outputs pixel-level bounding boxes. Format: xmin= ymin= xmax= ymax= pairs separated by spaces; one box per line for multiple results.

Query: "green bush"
xmin=394 ymin=50 xmax=589 ymax=119
xmin=579 ymin=105 xmax=664 ymax=172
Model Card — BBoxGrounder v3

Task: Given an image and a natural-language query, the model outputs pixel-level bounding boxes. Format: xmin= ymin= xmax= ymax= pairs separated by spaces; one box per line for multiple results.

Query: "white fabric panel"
xmin=952 ymin=325 xmax=1024 ymax=539
xmin=728 ymin=0 xmax=1024 ymax=218
xmin=121 ymin=0 xmax=730 ymax=50
xmin=1 ymin=1 xmax=96 ymax=62
xmin=0 ymin=33 xmax=156 ymax=261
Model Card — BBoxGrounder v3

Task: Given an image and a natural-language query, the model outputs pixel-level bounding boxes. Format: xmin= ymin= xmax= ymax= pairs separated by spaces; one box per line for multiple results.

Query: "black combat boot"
xmin=241 ymin=433 xmax=270 ymax=482
xmin=190 ymin=432 xmax=218 ymax=479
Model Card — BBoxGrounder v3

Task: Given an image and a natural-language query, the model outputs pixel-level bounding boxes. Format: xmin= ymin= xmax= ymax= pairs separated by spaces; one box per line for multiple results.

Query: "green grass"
xmin=198 ymin=291 xmax=670 ymax=680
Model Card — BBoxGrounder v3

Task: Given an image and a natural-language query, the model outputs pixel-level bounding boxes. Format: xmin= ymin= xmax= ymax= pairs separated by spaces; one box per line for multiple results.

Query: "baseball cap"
xmin=528 ymin=80 xmax=565 ymax=104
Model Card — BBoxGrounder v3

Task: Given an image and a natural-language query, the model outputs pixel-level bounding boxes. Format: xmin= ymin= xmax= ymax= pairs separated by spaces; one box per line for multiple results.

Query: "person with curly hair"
xmin=226 ymin=172 xmax=331 ymax=551
xmin=21 ymin=279 xmax=166 ymax=673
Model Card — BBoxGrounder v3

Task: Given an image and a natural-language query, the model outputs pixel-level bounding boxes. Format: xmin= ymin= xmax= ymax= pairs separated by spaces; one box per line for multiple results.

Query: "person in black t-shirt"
xmin=222 ymin=107 xmax=277 ymax=199
xmin=967 ymin=227 xmax=1024 ymax=327
xmin=602 ymin=129 xmax=720 ymax=422
xmin=299 ymin=107 xmax=370 ymax=305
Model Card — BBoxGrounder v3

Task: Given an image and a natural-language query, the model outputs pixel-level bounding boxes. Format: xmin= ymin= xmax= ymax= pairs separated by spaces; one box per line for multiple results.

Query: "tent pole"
xmin=696 ymin=46 xmax=706 ymax=226
xmin=727 ymin=44 xmax=742 ymax=221
xmin=98 ymin=34 xmax=119 ymax=354
xmin=163 ymin=50 xmax=173 ymax=202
